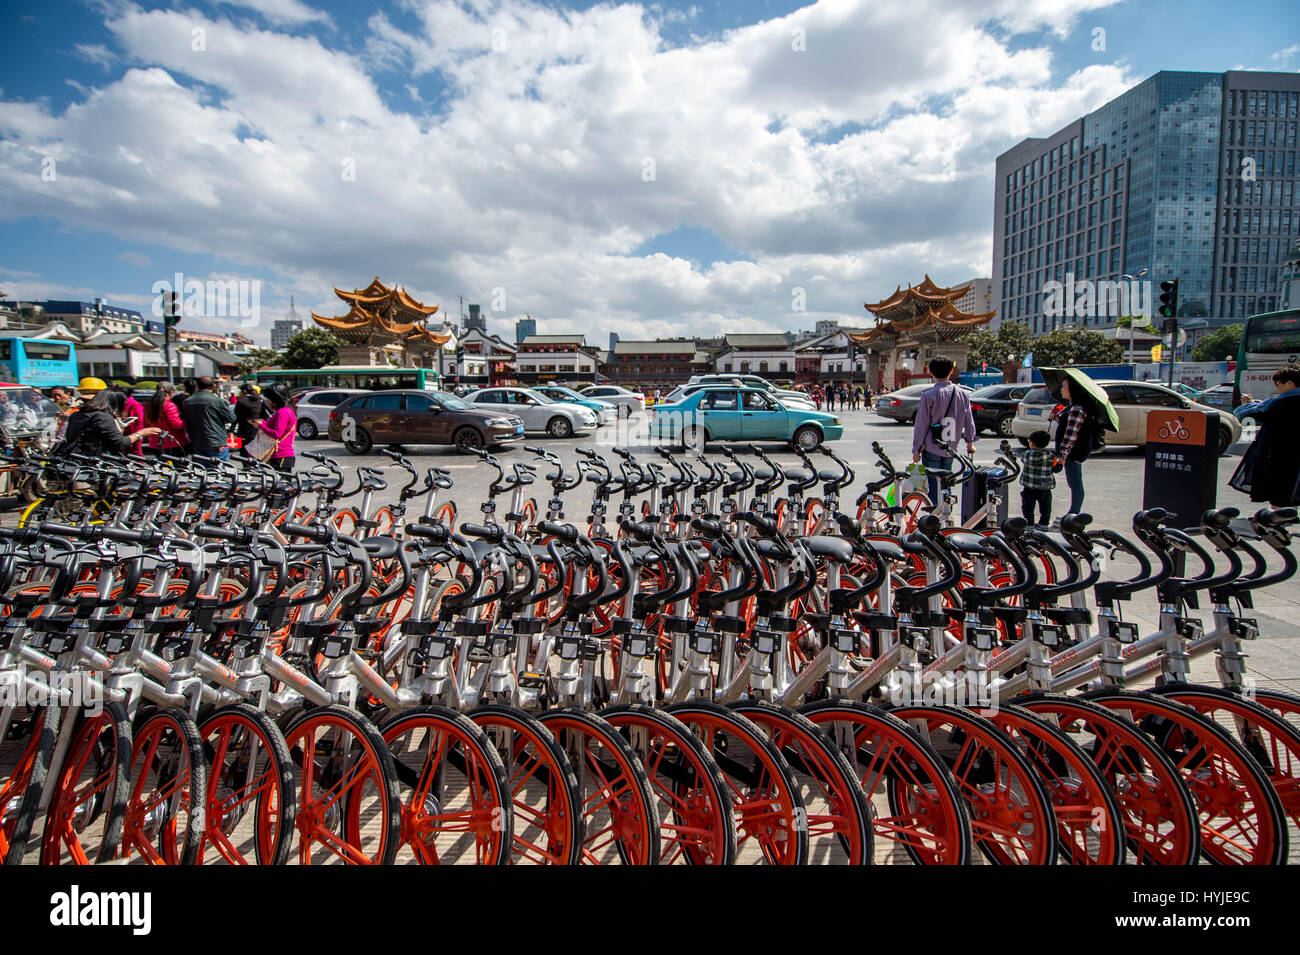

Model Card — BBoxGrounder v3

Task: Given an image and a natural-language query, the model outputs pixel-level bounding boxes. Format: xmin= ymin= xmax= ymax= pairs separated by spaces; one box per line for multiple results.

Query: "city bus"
xmin=0 ymin=337 xmax=80 ymax=388
xmin=1235 ymin=310 xmax=1300 ymax=400
xmin=252 ymin=365 xmax=439 ymax=392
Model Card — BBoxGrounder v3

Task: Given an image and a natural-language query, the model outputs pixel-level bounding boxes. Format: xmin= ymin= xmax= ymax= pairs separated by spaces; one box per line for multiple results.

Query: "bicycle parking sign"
xmin=1143 ymin=409 xmax=1219 ymax=528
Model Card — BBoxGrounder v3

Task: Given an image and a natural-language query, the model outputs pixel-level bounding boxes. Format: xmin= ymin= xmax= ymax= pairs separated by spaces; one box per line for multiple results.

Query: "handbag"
xmin=928 ymin=386 xmax=957 ymax=442
xmin=245 ymin=429 xmax=278 ymax=462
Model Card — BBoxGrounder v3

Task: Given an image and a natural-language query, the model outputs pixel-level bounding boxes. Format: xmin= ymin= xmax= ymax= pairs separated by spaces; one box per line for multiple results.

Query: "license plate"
xmin=515 ymin=425 xmax=524 ymax=435
xmin=1027 ymin=407 xmax=1042 ymax=416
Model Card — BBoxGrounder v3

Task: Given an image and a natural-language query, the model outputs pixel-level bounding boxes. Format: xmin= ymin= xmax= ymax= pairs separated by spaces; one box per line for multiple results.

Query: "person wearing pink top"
xmin=121 ymin=389 xmax=146 ymax=455
xmin=141 ymin=382 xmax=189 ymax=455
xmin=255 ymin=382 xmax=297 ymax=472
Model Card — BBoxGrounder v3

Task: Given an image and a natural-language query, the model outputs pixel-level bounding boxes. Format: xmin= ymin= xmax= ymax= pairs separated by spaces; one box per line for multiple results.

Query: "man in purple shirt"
xmin=911 ymin=357 xmax=977 ymax=504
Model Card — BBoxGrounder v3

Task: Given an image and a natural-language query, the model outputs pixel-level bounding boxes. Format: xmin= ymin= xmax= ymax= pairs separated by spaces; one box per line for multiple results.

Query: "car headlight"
xmin=832 ymin=418 xmax=841 ymax=426
xmin=486 ymin=417 xmax=512 ymax=427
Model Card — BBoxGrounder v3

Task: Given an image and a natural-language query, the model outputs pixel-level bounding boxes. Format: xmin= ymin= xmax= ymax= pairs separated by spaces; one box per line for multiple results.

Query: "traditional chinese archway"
xmin=311 ymin=276 xmax=450 ymax=367
xmin=849 ymin=276 xmax=995 ymax=391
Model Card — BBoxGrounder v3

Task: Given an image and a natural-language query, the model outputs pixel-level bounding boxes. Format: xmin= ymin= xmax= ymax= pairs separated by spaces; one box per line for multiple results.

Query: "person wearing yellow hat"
xmin=78 ymin=376 xmax=108 ymax=397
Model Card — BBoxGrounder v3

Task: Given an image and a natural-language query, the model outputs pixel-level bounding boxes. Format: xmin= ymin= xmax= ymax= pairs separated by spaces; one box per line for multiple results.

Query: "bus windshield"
xmin=1244 ymin=314 xmax=1300 ymax=353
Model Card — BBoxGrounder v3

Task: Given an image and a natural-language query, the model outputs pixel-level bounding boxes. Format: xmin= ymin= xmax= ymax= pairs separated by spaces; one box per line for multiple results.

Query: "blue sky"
xmin=0 ymin=0 xmax=1297 ymax=342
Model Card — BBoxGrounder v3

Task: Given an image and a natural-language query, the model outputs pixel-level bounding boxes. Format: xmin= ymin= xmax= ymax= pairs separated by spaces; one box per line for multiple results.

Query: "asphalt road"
xmin=291 ymin=407 xmax=1260 ymax=534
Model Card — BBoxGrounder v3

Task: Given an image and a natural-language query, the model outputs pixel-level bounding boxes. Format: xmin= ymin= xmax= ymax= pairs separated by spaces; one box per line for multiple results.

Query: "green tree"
xmin=1190 ymin=324 xmax=1243 ymax=362
xmin=281 ymin=328 xmax=339 ymax=369
xmin=1031 ymin=328 xmax=1125 ymax=366
xmin=965 ymin=321 xmax=1033 ymax=370
xmin=237 ymin=347 xmax=282 ymax=377
xmin=1115 ymin=315 xmax=1158 ymax=333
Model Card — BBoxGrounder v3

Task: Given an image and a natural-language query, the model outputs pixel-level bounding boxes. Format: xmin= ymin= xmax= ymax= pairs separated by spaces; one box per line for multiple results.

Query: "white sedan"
xmin=579 ymin=385 xmax=645 ymax=416
xmin=464 ymin=386 xmax=599 ymax=438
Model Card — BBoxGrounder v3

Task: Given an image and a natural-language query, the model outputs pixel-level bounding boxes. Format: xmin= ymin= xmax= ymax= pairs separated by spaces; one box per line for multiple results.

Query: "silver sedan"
xmin=464 ymin=386 xmax=599 ymax=438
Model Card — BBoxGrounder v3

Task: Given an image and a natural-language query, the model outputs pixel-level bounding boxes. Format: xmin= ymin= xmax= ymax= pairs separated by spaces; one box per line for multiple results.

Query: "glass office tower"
xmin=993 ymin=71 xmax=1300 ymax=334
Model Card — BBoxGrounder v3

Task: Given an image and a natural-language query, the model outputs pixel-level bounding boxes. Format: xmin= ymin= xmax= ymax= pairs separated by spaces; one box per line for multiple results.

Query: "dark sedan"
xmin=327 ymin=389 xmax=524 ymax=454
xmin=969 ymin=383 xmax=1034 ymax=438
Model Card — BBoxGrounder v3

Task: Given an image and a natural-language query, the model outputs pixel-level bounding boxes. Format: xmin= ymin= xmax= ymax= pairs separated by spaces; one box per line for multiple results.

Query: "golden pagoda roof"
xmin=850 ymin=299 xmax=994 ymax=346
xmin=331 ymin=277 xmax=440 ymax=317
xmin=864 ymin=275 xmax=972 ymax=315
xmin=312 ymin=276 xmax=449 ymax=350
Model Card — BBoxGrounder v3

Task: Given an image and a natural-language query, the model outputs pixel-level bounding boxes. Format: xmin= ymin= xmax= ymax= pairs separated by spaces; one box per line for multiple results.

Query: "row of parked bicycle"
xmin=0 ymin=439 xmax=1296 ymax=865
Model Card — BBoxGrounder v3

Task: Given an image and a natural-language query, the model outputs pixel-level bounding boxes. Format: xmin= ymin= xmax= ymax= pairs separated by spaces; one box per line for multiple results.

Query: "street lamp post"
xmin=1121 ymin=269 xmax=1148 ymax=365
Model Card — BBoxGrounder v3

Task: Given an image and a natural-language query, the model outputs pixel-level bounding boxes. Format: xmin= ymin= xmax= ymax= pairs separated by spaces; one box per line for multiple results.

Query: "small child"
xmin=1020 ymin=429 xmax=1057 ymax=525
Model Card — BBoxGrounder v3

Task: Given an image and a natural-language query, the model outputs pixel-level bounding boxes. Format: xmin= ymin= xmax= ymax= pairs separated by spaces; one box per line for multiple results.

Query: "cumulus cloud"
xmin=0 ymin=0 xmax=1135 ymax=343
xmin=214 ymin=0 xmax=335 ymax=28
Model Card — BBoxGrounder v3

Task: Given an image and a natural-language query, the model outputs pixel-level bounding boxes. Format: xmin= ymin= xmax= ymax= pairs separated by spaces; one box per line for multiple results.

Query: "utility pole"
xmin=163 ymin=291 xmax=179 ymax=385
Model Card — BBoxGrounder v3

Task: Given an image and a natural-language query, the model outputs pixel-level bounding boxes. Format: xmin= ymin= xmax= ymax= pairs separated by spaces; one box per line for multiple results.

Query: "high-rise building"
xmin=609 ymin=331 xmax=620 ymax=351
xmin=993 ymin=70 xmax=1300 ymax=334
xmin=954 ymin=278 xmax=996 ymax=327
xmin=464 ymin=303 xmax=486 ymax=333
xmin=271 ymin=296 xmax=304 ymax=349
xmin=515 ymin=316 xmax=536 ymax=343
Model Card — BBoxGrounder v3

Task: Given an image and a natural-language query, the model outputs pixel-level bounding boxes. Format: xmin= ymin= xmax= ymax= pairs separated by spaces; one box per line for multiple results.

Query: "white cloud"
xmin=1272 ymin=44 xmax=1300 ymax=66
xmin=213 ymin=0 xmax=334 ymax=28
xmin=0 ymin=0 xmax=1135 ymax=345
xmin=76 ymin=44 xmax=116 ymax=70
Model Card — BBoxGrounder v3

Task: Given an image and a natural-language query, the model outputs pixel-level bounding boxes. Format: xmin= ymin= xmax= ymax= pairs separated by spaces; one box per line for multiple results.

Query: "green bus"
xmin=252 ymin=365 xmax=439 ymax=392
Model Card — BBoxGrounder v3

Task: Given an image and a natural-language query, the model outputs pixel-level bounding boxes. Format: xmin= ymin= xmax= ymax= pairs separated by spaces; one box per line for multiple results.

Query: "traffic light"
xmin=164 ymin=291 xmax=181 ymax=328
xmin=1158 ymin=279 xmax=1178 ymax=321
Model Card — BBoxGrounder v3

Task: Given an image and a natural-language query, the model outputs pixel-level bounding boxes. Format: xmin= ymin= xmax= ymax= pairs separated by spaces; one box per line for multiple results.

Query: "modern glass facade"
xmin=992 ymin=71 xmax=1300 ymax=335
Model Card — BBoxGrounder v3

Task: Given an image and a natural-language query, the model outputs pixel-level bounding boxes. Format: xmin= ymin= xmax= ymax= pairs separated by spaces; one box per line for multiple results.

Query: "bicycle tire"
xmin=730 ymin=700 xmax=874 ymax=865
xmin=1016 ymin=693 xmax=1200 ymax=864
xmin=984 ymin=703 xmax=1125 ymax=865
xmin=1 ymin=705 xmax=59 ymax=865
xmin=537 ymin=708 xmax=661 ymax=865
xmin=601 ymin=703 xmax=737 ymax=865
xmin=1255 ymin=687 xmax=1300 ymax=735
xmin=1087 ymin=689 xmax=1288 ymax=865
xmin=666 ymin=700 xmax=808 ymax=865
xmin=41 ymin=702 xmax=132 ymax=865
xmin=382 ymin=705 xmax=514 ymax=865
xmin=468 ymin=704 xmax=583 ymax=865
xmin=886 ymin=703 xmax=1059 ymax=865
xmin=1148 ymin=683 xmax=1300 ymax=864
xmin=199 ymin=704 xmax=296 ymax=866
xmin=122 ymin=707 xmax=206 ymax=865
xmin=799 ymin=698 xmax=972 ymax=865
xmin=283 ymin=704 xmax=401 ymax=865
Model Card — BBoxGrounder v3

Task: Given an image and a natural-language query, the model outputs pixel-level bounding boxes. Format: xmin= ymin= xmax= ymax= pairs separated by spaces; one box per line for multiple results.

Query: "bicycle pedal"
xmin=518 ymin=672 xmax=547 ymax=689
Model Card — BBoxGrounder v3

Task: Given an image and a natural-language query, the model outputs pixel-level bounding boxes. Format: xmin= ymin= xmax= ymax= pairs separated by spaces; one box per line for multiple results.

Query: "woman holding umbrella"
xmin=1045 ymin=367 xmax=1116 ymax=517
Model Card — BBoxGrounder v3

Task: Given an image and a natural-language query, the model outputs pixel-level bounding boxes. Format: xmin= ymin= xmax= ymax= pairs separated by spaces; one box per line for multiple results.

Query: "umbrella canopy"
xmin=1039 ymin=367 xmax=1120 ymax=432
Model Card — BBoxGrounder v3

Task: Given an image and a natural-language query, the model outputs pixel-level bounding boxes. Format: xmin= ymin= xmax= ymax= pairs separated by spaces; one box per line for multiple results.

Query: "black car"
xmin=969 ymin=384 xmax=1034 ymax=437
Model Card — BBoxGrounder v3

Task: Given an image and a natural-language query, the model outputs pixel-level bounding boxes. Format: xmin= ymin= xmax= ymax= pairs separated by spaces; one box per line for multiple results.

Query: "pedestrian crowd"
xmin=40 ymin=376 xmax=297 ymax=471
xmin=802 ymin=381 xmax=870 ymax=411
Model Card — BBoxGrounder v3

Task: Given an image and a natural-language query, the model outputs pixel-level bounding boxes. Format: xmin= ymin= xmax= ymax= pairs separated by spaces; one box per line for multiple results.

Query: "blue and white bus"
xmin=0 ymin=338 xmax=79 ymax=388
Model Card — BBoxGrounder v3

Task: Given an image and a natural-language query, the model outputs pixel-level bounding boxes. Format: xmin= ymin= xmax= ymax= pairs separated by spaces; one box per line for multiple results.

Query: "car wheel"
xmin=1216 ymin=426 xmax=1232 ymax=456
xmin=996 ymin=415 xmax=1014 ymax=437
xmin=454 ymin=427 xmax=485 ymax=453
xmin=547 ymin=416 xmax=573 ymax=438
xmin=297 ymin=418 xmax=318 ymax=440
xmin=344 ymin=426 xmax=373 ymax=455
xmin=682 ymin=425 xmax=708 ymax=452
xmin=792 ymin=425 xmax=822 ymax=452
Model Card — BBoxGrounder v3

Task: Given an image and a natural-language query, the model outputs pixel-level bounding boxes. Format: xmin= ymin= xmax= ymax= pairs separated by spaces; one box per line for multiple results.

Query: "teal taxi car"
xmin=650 ymin=385 xmax=844 ymax=451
